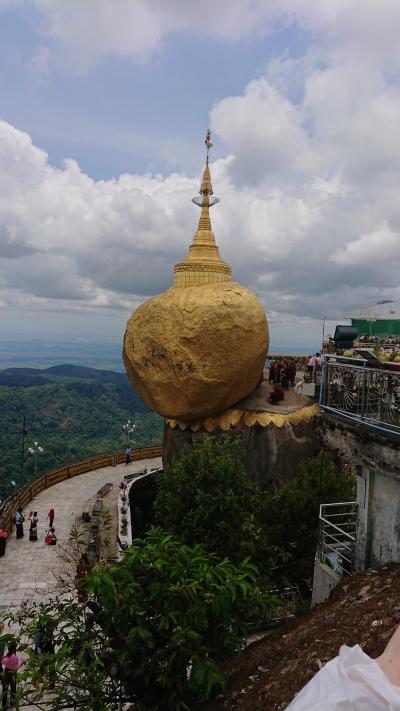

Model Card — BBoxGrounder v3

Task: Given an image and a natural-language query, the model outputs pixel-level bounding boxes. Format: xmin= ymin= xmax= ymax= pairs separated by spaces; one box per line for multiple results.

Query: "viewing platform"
xmin=0 ymin=451 xmax=162 ymax=613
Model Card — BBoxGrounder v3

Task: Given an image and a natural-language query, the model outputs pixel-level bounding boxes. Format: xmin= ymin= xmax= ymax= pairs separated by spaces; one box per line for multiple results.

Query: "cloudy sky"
xmin=1 ymin=0 xmax=400 ymax=349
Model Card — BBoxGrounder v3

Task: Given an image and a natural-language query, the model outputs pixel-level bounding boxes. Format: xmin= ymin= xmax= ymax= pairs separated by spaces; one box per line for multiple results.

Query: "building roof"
xmin=347 ymin=299 xmax=400 ymax=320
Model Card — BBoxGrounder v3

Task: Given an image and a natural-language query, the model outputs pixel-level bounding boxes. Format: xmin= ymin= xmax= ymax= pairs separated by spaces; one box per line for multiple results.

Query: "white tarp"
xmin=285 ymin=645 xmax=400 ymax=710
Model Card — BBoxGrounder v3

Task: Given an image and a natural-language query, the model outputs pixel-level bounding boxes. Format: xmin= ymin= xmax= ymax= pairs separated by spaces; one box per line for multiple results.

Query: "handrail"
xmin=318 ymin=501 xmax=357 ymax=576
xmin=320 ymin=357 xmax=400 ymax=436
xmin=0 ymin=445 xmax=162 ymax=535
xmin=319 ymin=516 xmax=356 ymax=541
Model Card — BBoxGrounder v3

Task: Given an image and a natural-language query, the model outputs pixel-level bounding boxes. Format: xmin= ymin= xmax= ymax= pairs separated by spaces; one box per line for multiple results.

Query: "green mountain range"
xmin=0 ymin=364 xmax=163 ymax=502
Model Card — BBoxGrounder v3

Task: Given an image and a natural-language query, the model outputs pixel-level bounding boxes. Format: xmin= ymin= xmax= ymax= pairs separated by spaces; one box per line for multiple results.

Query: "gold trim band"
xmin=166 ymin=403 xmax=320 ymax=432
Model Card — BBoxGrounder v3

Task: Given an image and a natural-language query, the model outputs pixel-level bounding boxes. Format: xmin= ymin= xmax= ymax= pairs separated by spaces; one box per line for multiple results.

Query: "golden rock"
xmin=123 ymin=133 xmax=269 ymax=420
xmin=123 ymin=281 xmax=269 ymax=420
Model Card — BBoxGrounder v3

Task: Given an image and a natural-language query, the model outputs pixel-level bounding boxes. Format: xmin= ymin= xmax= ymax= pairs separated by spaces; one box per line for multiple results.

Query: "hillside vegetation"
xmin=0 ymin=364 xmax=163 ymax=501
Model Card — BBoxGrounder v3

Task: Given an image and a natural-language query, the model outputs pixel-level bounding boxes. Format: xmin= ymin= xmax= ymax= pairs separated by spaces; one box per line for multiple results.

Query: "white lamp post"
xmin=122 ymin=420 xmax=136 ymax=447
xmin=28 ymin=441 xmax=44 ymax=477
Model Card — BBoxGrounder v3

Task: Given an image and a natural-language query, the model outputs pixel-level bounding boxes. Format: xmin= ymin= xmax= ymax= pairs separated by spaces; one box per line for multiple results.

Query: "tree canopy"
xmin=2 ymin=528 xmax=275 ymax=710
xmin=155 ymin=434 xmax=263 ymax=565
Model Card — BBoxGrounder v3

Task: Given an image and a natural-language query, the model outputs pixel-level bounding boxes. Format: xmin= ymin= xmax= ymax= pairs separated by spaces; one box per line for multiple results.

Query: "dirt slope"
xmin=207 ymin=564 xmax=400 ymax=710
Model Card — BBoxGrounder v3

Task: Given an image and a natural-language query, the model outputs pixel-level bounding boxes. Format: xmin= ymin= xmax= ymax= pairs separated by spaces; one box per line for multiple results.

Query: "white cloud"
xmin=1 ymin=0 xmax=286 ymax=74
xmin=0 ymin=0 xmax=398 ymax=77
xmin=2 ymin=0 xmax=400 ymax=336
xmin=210 ymin=79 xmax=314 ymax=184
xmin=332 ymin=223 xmax=400 ymax=266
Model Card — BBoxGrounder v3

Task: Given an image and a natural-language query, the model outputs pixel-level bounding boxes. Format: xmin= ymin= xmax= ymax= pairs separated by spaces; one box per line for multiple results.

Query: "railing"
xmin=0 ymin=445 xmax=162 ymax=535
xmin=317 ymin=502 xmax=357 ymax=576
xmin=320 ymin=357 xmax=400 ymax=435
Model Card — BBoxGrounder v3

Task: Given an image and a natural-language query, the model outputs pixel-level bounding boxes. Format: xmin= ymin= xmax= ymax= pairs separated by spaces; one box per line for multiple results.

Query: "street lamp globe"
xmin=28 ymin=440 xmax=44 ymax=478
xmin=122 ymin=420 xmax=136 ymax=446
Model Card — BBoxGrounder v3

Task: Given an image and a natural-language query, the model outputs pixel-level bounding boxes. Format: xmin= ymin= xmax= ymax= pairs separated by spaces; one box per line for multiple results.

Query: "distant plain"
xmin=0 ymin=340 xmax=316 ymax=371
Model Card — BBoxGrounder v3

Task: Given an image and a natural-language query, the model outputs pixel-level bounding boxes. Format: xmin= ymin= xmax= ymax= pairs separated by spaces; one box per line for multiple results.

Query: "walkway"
xmin=0 ymin=457 xmax=162 ymax=613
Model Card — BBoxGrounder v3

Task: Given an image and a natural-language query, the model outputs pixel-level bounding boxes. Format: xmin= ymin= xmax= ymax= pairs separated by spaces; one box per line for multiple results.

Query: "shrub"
xmin=155 ymin=434 xmax=263 ymax=565
xmin=260 ymin=453 xmax=355 ymax=584
xmin=3 ymin=528 xmax=275 ymax=710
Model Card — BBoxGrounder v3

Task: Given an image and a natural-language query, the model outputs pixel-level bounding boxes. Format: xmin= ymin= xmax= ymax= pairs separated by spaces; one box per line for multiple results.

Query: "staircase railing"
xmin=317 ymin=502 xmax=357 ymax=576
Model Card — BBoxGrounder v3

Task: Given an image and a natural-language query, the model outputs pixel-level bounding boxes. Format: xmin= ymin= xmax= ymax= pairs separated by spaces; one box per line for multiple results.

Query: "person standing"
xmin=281 ymin=362 xmax=290 ymax=389
xmin=307 ymin=354 xmax=316 ymax=375
xmin=34 ymin=621 xmax=56 ymax=689
xmin=269 ymin=361 xmax=277 ymax=383
xmin=46 ymin=508 xmax=55 ymax=528
xmin=125 ymin=445 xmax=132 ymax=465
xmin=0 ymin=623 xmax=5 ymax=706
xmin=15 ymin=509 xmax=24 ymax=539
xmin=1 ymin=643 xmax=21 ymax=710
xmin=29 ymin=511 xmax=38 ymax=542
xmin=288 ymin=360 xmax=297 ymax=386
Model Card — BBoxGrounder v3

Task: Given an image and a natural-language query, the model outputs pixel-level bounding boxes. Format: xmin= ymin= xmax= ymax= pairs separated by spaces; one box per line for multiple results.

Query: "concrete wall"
xmin=319 ymin=415 xmax=400 ymax=570
xmin=311 ymin=559 xmax=341 ymax=607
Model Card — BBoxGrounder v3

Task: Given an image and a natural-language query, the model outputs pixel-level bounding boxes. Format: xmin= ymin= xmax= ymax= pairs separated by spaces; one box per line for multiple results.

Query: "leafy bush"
xmin=3 ymin=528 xmax=275 ymax=710
xmin=260 ymin=453 xmax=355 ymax=584
xmin=155 ymin=435 xmax=263 ymax=565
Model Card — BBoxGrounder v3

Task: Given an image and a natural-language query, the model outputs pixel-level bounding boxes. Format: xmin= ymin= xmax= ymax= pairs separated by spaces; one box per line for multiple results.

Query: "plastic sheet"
xmin=286 ymin=644 xmax=400 ymax=710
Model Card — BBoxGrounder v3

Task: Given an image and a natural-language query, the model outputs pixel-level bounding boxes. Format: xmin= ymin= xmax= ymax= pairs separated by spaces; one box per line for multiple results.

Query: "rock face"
xmin=123 ymin=282 xmax=269 ymax=421
xmin=163 ymin=414 xmax=319 ymax=490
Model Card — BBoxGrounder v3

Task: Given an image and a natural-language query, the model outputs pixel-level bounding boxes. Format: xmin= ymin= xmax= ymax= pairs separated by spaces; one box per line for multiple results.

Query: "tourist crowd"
xmin=14 ymin=506 xmax=57 ymax=546
xmin=268 ymin=353 xmax=321 ymax=404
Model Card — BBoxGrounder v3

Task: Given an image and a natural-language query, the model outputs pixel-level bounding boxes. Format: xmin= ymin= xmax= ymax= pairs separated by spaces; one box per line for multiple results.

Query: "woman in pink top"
xmin=1 ymin=643 xmax=21 ymax=709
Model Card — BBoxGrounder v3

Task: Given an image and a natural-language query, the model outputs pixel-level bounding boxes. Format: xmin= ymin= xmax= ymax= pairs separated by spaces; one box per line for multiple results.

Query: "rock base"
xmin=163 ymin=404 xmax=320 ymax=491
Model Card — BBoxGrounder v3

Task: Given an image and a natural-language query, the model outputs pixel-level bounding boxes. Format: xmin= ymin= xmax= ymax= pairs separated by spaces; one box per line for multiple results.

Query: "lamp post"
xmin=320 ymin=316 xmax=326 ymax=343
xmin=122 ymin=420 xmax=136 ymax=447
xmin=369 ymin=318 xmax=376 ymax=337
xmin=28 ymin=441 xmax=44 ymax=478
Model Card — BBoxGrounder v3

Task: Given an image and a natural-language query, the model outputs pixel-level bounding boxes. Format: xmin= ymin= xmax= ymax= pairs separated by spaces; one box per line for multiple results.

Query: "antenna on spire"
xmin=192 ymin=130 xmax=219 ymax=207
xmin=205 ymin=128 xmax=213 ymax=164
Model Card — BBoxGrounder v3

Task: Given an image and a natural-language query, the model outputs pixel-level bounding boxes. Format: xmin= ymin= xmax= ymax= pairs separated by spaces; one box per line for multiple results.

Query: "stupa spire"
xmin=174 ymin=129 xmax=231 ymax=287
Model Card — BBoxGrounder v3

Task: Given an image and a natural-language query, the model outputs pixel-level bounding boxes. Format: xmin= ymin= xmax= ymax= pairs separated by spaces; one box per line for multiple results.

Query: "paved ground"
xmin=235 ymin=368 xmax=313 ymax=414
xmin=0 ymin=456 xmax=162 ymax=613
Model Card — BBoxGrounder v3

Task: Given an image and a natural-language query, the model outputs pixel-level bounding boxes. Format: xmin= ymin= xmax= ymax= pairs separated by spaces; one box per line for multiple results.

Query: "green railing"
xmin=0 ymin=445 xmax=163 ymax=535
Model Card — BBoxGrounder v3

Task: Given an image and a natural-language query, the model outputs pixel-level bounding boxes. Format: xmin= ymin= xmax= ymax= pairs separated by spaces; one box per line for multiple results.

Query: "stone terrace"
xmin=0 ymin=456 xmax=162 ymax=613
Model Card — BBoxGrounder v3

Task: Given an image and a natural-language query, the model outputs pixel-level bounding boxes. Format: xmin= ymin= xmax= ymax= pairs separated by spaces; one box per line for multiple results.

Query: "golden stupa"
xmin=123 ymin=131 xmax=269 ymax=421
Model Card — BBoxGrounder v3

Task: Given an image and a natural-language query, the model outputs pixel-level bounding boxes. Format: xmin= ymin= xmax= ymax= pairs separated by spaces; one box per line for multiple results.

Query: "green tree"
xmin=260 ymin=453 xmax=355 ymax=583
xmin=0 ymin=369 xmax=164 ymax=501
xmin=155 ymin=435 xmax=263 ymax=565
xmin=3 ymin=528 xmax=275 ymax=710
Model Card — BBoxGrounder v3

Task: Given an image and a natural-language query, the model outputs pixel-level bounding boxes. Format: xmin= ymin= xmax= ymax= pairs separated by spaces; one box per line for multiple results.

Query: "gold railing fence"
xmin=0 ymin=445 xmax=163 ymax=535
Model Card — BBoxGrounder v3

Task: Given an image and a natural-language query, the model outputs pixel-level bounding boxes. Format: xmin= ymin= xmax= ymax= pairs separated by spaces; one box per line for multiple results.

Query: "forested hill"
xmin=0 ymin=364 xmax=130 ymax=387
xmin=0 ymin=365 xmax=163 ymax=501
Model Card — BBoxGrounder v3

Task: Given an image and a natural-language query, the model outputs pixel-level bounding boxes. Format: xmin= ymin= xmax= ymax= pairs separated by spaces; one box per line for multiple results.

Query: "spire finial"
xmin=205 ymin=128 xmax=213 ymax=164
xmin=192 ymin=129 xmax=219 ymax=206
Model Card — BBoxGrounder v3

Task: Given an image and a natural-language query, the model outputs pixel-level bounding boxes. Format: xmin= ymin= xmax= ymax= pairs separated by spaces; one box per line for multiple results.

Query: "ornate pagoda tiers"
xmin=123 ymin=131 xmax=269 ymax=421
xmin=173 ymin=151 xmax=231 ymax=288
